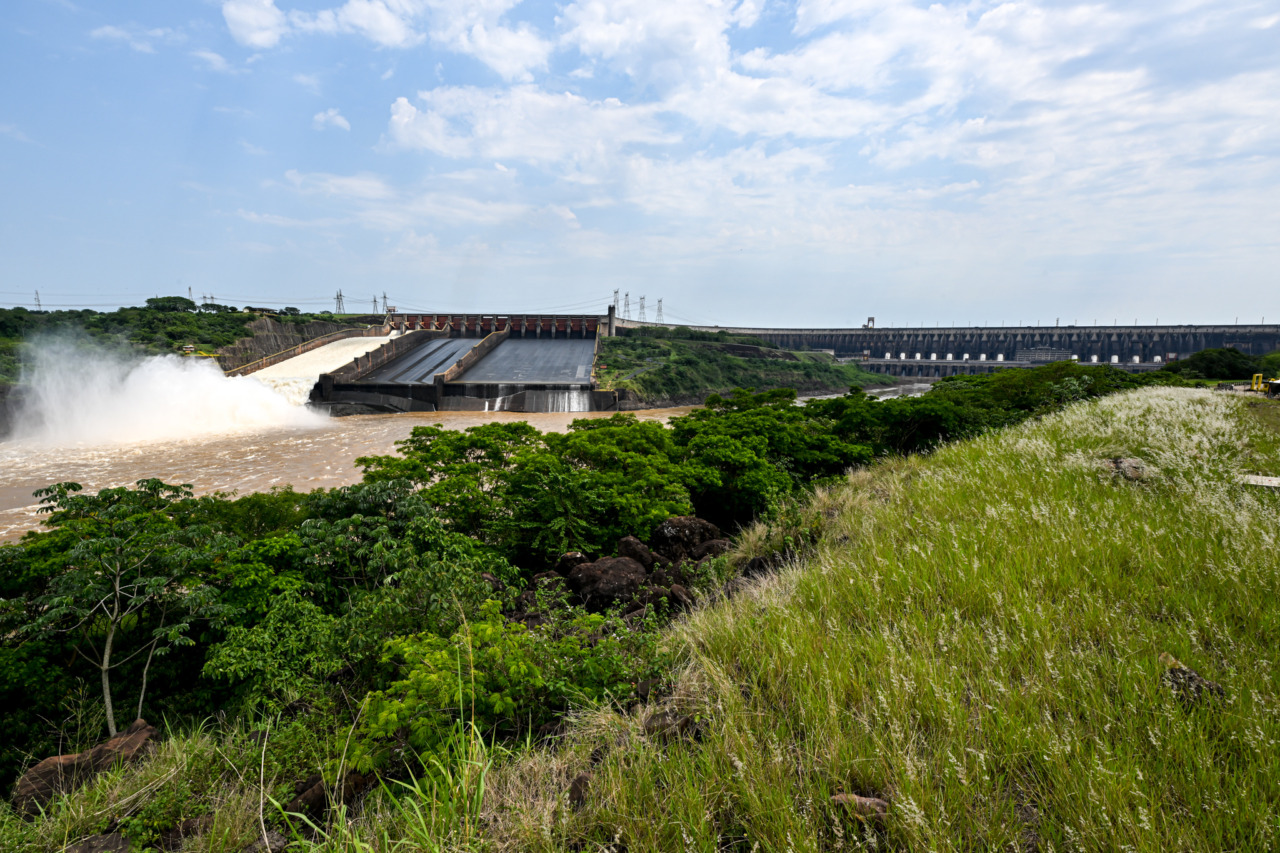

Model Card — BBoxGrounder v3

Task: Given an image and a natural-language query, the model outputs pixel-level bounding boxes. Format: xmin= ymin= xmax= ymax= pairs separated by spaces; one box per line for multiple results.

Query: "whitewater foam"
xmin=7 ymin=340 xmax=326 ymax=447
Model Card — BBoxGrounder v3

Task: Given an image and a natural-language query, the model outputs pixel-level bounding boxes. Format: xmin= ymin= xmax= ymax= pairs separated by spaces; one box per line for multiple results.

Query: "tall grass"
xmin=485 ymin=388 xmax=1280 ymax=851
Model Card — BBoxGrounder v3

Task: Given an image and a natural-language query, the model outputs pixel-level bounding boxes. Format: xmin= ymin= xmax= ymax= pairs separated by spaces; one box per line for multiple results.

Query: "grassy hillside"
xmin=492 ymin=388 xmax=1278 ymax=852
xmin=5 ymin=382 xmax=1276 ymax=852
xmin=598 ymin=327 xmax=887 ymax=401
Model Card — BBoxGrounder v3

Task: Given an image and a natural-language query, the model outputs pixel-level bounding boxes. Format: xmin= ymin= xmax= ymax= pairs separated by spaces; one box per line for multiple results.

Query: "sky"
xmin=0 ymin=0 xmax=1277 ymax=327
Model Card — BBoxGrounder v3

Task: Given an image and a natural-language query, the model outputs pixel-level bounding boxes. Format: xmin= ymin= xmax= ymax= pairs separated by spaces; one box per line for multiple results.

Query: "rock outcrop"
xmin=12 ymin=719 xmax=159 ymax=816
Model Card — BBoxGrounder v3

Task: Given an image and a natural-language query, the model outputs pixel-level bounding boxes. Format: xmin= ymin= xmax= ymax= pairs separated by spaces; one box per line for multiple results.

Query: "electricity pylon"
xmin=335 ymin=290 xmax=346 ymax=313
xmin=638 ymin=296 xmax=646 ymax=322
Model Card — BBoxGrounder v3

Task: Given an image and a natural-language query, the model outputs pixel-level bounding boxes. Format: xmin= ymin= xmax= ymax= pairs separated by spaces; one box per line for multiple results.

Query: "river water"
xmin=0 ymin=377 xmax=928 ymax=543
xmin=0 ymin=407 xmax=695 ymax=541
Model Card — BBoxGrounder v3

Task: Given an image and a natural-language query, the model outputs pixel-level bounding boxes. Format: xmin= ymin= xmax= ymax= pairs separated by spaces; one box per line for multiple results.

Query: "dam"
xmin=304 ymin=313 xmax=612 ymax=413
xmin=227 ymin=312 xmax=1280 ymax=411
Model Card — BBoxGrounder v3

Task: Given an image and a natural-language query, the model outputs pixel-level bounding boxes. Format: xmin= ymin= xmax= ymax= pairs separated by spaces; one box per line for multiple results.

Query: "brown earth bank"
xmin=214 ymin=318 xmax=366 ymax=372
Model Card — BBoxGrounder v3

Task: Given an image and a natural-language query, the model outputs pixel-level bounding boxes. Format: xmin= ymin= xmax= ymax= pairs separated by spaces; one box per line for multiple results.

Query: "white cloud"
xmin=285 ymin=169 xmax=391 ymax=199
xmin=0 ymin=124 xmax=33 ymax=143
xmin=387 ymin=86 xmax=671 ymax=166
xmin=291 ymin=0 xmax=425 ymax=48
xmin=90 ymin=23 xmax=182 ymax=53
xmin=222 ymin=0 xmax=288 ymax=48
xmin=313 ymin=108 xmax=352 ymax=131
xmin=294 ymin=73 xmax=321 ymax=92
xmin=240 ymin=140 xmax=268 ymax=155
xmin=192 ymin=49 xmax=234 ymax=72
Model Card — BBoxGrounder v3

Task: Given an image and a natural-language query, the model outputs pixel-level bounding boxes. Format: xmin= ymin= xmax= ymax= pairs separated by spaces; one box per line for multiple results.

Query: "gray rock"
xmin=1159 ymin=652 xmax=1224 ymax=707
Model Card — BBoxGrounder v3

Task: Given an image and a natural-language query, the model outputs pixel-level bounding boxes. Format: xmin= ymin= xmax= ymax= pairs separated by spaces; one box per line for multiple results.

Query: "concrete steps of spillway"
xmin=310 ymin=331 xmax=612 ymax=413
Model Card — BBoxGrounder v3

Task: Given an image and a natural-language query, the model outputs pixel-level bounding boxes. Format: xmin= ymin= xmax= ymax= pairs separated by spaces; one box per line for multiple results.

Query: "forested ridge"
xmin=0 ymin=300 xmax=351 ymax=385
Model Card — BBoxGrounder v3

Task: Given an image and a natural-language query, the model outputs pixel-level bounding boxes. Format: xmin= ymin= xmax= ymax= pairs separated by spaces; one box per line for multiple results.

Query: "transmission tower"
xmin=655 ymin=298 xmax=663 ymax=324
xmin=334 ymin=289 xmax=346 ymax=313
xmin=382 ymin=292 xmax=389 ymax=313
xmin=638 ymin=296 xmax=646 ymax=323
xmin=623 ymin=292 xmax=630 ymax=320
xmin=612 ymin=288 xmax=619 ymax=310
xmin=372 ymin=295 xmax=379 ymax=312
xmin=34 ymin=291 xmax=41 ymax=311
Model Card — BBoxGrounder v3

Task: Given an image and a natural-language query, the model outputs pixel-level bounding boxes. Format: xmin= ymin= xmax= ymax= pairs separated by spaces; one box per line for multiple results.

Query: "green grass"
xmin=482 ymin=388 xmax=1280 ymax=851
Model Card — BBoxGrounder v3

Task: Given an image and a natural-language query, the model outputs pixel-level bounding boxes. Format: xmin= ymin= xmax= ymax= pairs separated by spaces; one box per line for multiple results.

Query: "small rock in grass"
xmin=668 ymin=583 xmax=694 ymax=611
xmin=239 ymin=829 xmax=289 ymax=853
xmin=1159 ymin=652 xmax=1224 ymax=707
xmin=568 ymin=771 xmax=592 ymax=808
xmin=1103 ymin=457 xmax=1148 ymax=481
xmin=831 ymin=793 xmax=889 ymax=823
xmin=67 ymin=833 xmax=130 ymax=853
xmin=643 ymin=709 xmax=697 ymax=741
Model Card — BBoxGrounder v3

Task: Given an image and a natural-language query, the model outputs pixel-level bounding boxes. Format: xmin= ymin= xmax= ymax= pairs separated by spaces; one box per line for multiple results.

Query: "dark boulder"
xmin=643 ymin=709 xmax=698 ymax=742
xmin=281 ymin=770 xmax=374 ymax=823
xmin=668 ymin=584 xmax=694 ymax=611
xmin=691 ymin=538 xmax=731 ymax=561
xmin=649 ymin=517 xmax=722 ymax=562
xmin=531 ymin=570 xmax=566 ymax=589
xmin=555 ymin=551 xmax=589 ymax=573
xmin=568 ymin=771 xmax=592 ymax=809
xmin=616 ymin=536 xmax=659 ymax=570
xmin=567 ymin=557 xmax=648 ymax=610
xmin=13 ymin=719 xmax=158 ymax=816
xmin=67 ymin=832 xmax=130 ymax=853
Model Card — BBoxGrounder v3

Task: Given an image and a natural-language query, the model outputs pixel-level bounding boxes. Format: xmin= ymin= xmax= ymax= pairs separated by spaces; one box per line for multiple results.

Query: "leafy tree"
xmin=1259 ymin=350 xmax=1280 ymax=379
xmin=1159 ymin=347 xmax=1259 ymax=380
xmin=202 ymin=592 xmax=341 ymax=710
xmin=24 ymin=480 xmax=225 ymax=735
xmin=145 ymin=296 xmax=198 ymax=313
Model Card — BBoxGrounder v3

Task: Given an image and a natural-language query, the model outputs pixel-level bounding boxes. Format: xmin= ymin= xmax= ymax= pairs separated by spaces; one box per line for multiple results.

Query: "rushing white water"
xmin=251 ymin=334 xmax=397 ymax=404
xmin=7 ymin=340 xmax=325 ymax=447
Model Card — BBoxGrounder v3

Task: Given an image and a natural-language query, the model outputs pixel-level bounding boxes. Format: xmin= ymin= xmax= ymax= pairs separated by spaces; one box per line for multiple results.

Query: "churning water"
xmin=7 ymin=340 xmax=325 ymax=446
xmin=0 ymin=343 xmax=695 ymax=541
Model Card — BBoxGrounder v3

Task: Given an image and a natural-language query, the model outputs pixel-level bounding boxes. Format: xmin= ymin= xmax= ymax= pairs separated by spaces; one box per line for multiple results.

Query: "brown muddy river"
xmin=0 ymin=408 xmax=695 ymax=541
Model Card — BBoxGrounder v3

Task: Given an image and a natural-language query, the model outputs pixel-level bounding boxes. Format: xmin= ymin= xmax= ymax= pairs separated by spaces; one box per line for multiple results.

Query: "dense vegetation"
xmin=0 ymin=299 xmax=350 ymax=384
xmin=597 ymin=326 xmax=885 ymax=401
xmin=0 ymin=362 xmax=1207 ymax=851
xmin=1157 ymin=346 xmax=1280 ymax=380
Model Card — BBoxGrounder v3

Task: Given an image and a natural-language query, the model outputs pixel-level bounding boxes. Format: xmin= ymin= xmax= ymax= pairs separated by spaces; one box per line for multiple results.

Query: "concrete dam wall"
xmin=640 ymin=322 xmax=1280 ymax=378
xmin=311 ymin=330 xmax=605 ymax=413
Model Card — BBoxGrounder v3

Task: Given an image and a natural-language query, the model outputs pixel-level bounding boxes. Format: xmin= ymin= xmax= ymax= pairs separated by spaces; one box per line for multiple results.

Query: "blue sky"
xmin=1 ymin=0 xmax=1277 ymax=326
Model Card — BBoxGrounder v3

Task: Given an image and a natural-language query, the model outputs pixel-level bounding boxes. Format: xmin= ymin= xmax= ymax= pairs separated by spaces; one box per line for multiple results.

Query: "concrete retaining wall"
xmin=225 ymin=324 xmax=392 ymax=376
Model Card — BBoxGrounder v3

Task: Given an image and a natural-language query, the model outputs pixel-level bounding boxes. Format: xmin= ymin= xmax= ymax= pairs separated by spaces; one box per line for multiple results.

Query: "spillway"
xmin=252 ymin=334 xmax=396 ymax=404
xmin=363 ymin=338 xmax=482 ymax=383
